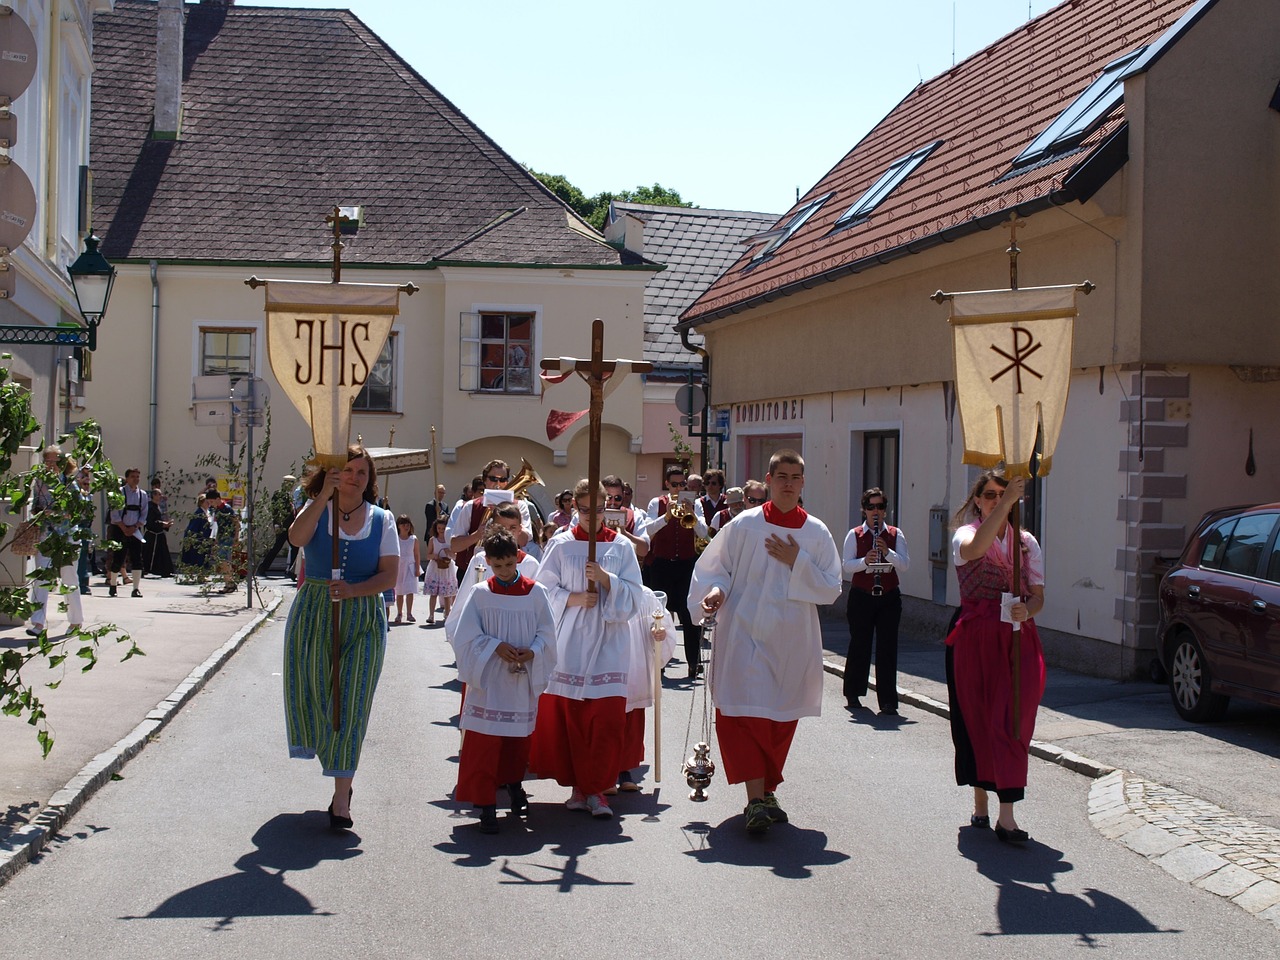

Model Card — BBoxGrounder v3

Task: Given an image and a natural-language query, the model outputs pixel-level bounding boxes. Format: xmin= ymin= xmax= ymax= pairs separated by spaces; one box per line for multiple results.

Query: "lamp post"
xmin=0 ymin=231 xmax=116 ymax=350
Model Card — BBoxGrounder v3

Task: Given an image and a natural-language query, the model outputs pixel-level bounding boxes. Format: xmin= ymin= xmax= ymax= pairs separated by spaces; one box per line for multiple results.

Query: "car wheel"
xmin=1168 ymin=631 xmax=1229 ymax=722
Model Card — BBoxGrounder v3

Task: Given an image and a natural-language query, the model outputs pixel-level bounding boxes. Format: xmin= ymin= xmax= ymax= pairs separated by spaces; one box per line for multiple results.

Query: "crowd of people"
xmin=22 ymin=439 xmax=1043 ymax=844
xmin=20 ymin=448 xmax=253 ymax=640
xmin=284 ymin=448 xmax=1057 ymax=840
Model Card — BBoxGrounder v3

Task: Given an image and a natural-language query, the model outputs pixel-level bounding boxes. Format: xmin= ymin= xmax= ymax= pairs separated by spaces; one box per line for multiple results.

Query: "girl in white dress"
xmin=394 ymin=515 xmax=422 ymax=623
xmin=423 ymin=516 xmax=458 ymax=624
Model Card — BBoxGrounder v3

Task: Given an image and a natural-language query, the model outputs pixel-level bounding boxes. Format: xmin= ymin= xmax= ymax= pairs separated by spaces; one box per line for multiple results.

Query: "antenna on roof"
xmin=796 ymin=186 xmax=800 ymax=203
xmin=952 ymin=2 xmax=957 ymax=67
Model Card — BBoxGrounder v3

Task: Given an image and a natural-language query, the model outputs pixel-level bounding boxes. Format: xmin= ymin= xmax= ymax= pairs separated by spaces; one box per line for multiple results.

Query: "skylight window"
xmin=1011 ymin=48 xmax=1145 ymax=168
xmin=832 ymin=141 xmax=941 ymax=229
xmin=746 ymin=192 xmax=832 ymax=263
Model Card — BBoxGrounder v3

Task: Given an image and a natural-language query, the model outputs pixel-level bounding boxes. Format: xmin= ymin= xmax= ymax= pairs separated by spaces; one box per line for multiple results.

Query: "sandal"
xmin=407 ymin=614 xmax=416 ymax=622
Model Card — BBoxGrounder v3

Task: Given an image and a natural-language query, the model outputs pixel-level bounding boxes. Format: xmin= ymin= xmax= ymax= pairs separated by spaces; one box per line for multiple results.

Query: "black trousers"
xmin=644 ymin=556 xmax=702 ymax=672
xmin=109 ymin=524 xmax=143 ymax=574
xmin=843 ymin=587 xmax=902 ymax=711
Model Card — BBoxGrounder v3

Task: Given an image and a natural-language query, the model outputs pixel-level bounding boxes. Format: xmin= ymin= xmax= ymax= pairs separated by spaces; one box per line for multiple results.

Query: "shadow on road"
xmin=120 ymin=812 xmax=361 ymax=929
xmin=956 ymin=826 xmax=1179 ymax=940
xmin=680 ymin=817 xmax=850 ymax=879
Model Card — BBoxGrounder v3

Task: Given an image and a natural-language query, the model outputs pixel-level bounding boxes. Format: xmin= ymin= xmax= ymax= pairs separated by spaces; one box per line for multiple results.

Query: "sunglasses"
xmin=866 ymin=502 xmax=887 ymax=510
xmin=668 ymin=480 xmax=687 ymax=487
xmin=605 ymin=495 xmax=624 ymax=503
xmin=979 ymin=490 xmax=1003 ymax=500
xmin=745 ymin=496 xmax=766 ymax=505
xmin=486 ymin=475 xmax=510 ymax=484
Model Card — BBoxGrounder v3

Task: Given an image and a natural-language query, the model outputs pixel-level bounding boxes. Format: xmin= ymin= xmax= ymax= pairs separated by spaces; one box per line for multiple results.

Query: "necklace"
xmin=338 ymin=499 xmax=364 ymax=522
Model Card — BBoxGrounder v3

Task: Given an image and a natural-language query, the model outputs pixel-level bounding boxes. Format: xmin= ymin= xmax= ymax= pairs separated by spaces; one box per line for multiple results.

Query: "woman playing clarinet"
xmin=946 ymin=472 xmax=1045 ymax=844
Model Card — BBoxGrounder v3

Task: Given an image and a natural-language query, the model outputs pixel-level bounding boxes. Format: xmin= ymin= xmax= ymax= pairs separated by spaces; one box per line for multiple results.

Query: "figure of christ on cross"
xmin=539 ymin=318 xmax=652 ymax=590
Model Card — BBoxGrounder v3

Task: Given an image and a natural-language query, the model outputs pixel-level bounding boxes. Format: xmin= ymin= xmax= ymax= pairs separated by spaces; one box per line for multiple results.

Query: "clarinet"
xmin=870 ymin=517 xmax=884 ymax=597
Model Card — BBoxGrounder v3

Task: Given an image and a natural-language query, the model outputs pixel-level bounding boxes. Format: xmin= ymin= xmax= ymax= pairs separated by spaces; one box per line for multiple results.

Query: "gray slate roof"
xmin=91 ymin=1 xmax=625 ymax=267
xmin=609 ymin=202 xmax=779 ymax=367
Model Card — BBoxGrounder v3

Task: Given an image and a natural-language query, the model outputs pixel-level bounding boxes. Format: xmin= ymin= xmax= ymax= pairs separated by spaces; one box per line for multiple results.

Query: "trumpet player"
xmin=449 ymin=460 xmax=532 ymax=581
xmin=841 ymin=488 xmax=910 ymax=717
xmin=645 ymin=465 xmax=710 ymax=679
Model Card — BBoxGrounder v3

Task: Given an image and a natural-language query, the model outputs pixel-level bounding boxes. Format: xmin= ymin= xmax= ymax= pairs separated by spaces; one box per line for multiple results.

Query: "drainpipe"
xmin=148 ymin=260 xmax=159 ymax=481
xmin=680 ymin=327 xmax=710 ymax=469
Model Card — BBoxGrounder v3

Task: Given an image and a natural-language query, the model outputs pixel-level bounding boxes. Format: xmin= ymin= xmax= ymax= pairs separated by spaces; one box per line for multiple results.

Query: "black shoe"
xmin=478 ymin=805 xmax=499 ymax=834
xmin=131 ymin=588 xmax=142 ymax=598
xmin=507 ymin=782 xmax=529 ymax=817
xmin=687 ymin=664 xmax=703 ymax=680
xmin=879 ymin=708 xmax=899 ymax=717
xmin=327 ymin=803 xmax=353 ymax=831
xmin=846 ymin=697 xmax=865 ymax=710
xmin=995 ymin=824 xmax=1029 ymax=844
xmin=108 ymin=585 xmax=117 ymax=598
xmin=969 ymin=814 xmax=991 ymax=829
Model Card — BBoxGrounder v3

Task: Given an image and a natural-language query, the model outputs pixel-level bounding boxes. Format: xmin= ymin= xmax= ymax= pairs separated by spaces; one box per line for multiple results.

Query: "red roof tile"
xmin=681 ymin=0 xmax=1201 ymax=325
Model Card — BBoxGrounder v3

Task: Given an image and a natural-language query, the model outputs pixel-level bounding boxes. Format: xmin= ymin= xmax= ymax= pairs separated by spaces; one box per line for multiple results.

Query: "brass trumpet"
xmin=479 ymin=458 xmax=544 ymax=528
xmin=669 ymin=497 xmax=698 ymax=530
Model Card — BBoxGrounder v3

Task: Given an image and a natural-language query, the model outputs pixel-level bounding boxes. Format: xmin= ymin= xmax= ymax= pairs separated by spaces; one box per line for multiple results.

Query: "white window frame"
xmin=459 ymin=306 xmax=541 ymax=396
xmin=194 ymin=322 xmax=261 ymax=383
xmin=55 ymin=18 xmax=92 ymax=273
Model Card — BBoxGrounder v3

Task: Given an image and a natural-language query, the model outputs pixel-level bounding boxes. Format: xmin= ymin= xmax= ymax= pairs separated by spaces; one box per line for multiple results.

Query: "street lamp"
xmin=66 ymin=231 xmax=116 ymax=351
xmin=0 ymin=231 xmax=116 ymax=351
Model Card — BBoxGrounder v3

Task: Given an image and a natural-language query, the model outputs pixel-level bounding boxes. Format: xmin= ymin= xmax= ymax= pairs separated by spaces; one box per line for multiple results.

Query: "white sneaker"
xmin=586 ymin=794 xmax=613 ymax=819
xmin=564 ymin=790 xmax=589 ymax=811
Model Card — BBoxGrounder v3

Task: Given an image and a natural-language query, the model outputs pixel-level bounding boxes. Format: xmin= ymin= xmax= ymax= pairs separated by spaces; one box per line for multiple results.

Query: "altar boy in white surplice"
xmin=449 ymin=529 xmax=556 ymax=834
xmin=689 ymin=449 xmax=841 ymax=835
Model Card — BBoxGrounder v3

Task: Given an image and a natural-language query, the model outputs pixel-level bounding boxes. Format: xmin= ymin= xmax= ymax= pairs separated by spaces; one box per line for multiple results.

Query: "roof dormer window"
xmin=744 ymin=192 xmax=833 ymax=265
xmin=832 ymin=141 xmax=941 ymax=230
xmin=1010 ymin=48 xmax=1145 ymax=169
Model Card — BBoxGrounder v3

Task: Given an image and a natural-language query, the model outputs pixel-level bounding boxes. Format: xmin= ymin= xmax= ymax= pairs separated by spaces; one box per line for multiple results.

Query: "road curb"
xmin=0 ymin=591 xmax=284 ymax=888
xmin=822 ymin=657 xmax=1280 ymax=931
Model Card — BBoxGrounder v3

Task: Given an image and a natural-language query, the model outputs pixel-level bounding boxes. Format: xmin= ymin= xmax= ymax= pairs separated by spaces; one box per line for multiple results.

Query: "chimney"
xmin=154 ymin=0 xmax=184 ymax=139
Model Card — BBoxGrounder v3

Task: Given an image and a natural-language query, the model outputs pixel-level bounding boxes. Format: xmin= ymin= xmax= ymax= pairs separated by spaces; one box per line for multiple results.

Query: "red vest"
xmin=648 ymin=496 xmax=695 ymax=561
xmin=850 ymin=524 xmax=900 ymax=594
xmin=454 ymin=497 xmax=487 ymax=572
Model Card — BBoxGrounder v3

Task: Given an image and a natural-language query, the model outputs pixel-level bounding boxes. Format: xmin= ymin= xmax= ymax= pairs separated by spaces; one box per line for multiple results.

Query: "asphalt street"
xmin=822 ymin=617 xmax=1280 ymax=829
xmin=0 ymin=610 xmax=1274 ymax=958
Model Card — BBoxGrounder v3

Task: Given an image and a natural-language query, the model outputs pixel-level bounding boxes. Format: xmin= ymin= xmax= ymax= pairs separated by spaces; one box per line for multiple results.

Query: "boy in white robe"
xmin=529 ymin=479 xmax=644 ymax=819
xmin=689 ymin=449 xmax=842 ymax=834
xmin=445 ymin=503 xmax=540 ymax=644
xmin=449 ymin=529 xmax=556 ymax=834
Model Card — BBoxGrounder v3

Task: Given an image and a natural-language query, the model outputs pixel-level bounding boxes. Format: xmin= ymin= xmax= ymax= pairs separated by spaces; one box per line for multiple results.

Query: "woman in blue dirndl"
xmin=284 ymin=445 xmax=398 ymax=830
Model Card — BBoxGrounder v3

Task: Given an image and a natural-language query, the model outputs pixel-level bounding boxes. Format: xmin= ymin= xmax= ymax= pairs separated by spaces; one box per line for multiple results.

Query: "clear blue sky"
xmin=240 ymin=0 xmax=1060 ymax=215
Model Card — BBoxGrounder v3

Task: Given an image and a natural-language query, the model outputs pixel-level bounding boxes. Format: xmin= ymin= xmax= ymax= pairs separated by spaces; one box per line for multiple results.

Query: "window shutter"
xmin=459 ymin=312 xmax=481 ymax=391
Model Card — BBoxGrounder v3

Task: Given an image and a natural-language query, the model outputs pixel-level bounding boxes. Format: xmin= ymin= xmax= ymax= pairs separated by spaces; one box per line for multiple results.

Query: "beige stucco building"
xmin=679 ymin=0 xmax=1280 ymax=678
xmin=81 ymin=1 xmax=656 ymax=524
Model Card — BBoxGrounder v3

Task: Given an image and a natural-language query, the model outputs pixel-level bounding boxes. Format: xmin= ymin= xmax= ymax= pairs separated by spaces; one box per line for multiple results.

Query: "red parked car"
xmin=1157 ymin=503 xmax=1280 ymax=721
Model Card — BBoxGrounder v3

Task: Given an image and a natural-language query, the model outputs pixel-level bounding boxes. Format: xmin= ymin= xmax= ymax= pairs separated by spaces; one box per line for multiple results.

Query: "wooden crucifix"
xmin=540 ymin=318 xmax=652 ymax=590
